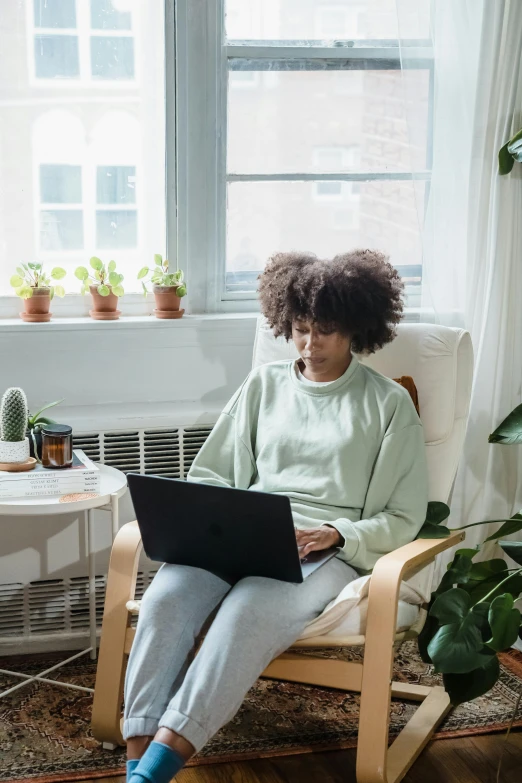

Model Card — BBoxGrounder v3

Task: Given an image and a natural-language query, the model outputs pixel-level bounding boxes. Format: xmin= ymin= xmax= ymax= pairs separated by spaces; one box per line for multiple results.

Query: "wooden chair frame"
xmin=91 ymin=522 xmax=464 ymax=783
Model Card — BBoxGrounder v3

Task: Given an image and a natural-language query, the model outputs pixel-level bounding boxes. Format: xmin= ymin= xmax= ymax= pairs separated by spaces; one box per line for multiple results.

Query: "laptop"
xmin=127 ymin=473 xmax=338 ymax=584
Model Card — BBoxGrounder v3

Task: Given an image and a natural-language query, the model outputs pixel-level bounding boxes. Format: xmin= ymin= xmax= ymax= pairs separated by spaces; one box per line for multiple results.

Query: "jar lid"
xmin=41 ymin=423 xmax=72 ymax=436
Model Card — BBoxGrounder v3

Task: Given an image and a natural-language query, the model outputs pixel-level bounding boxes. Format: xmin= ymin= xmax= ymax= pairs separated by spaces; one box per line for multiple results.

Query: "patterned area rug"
xmin=1 ymin=642 xmax=522 ymax=783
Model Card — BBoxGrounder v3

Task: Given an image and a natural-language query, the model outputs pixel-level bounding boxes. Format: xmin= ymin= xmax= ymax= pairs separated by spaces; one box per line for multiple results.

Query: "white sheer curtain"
xmin=398 ymin=0 xmax=522 ymax=577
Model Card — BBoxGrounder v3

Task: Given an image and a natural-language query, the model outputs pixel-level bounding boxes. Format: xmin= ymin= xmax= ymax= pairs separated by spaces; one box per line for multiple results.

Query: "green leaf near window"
xmin=443 ymin=655 xmax=500 ymax=706
xmin=75 ymin=266 xmax=89 ymax=281
xmin=484 ymin=513 xmax=522 ymax=541
xmin=486 ymin=594 xmax=521 ymax=652
xmin=435 ymin=553 xmax=474 ymax=595
xmin=499 ymin=540 xmax=522 ymax=566
xmin=112 ymin=285 xmax=124 ymax=298
xmin=489 ymin=404 xmax=522 ymax=444
xmin=108 ymin=272 xmax=120 ymax=288
xmin=430 ymin=587 xmax=471 ymax=624
xmin=108 ymin=260 xmax=116 ymax=273
xmin=97 ymin=284 xmax=110 ymax=297
xmin=498 ymin=141 xmax=515 ymax=175
xmin=427 ymin=612 xmax=493 ymax=674
xmin=51 ymin=267 xmax=66 ymax=280
xmin=507 ymin=130 xmax=522 ymax=161
xmin=90 ymin=256 xmax=103 ymax=271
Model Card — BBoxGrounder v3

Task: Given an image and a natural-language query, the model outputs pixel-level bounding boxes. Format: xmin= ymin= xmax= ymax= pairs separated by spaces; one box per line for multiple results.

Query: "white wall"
xmin=0 ymin=314 xmax=256 ymax=585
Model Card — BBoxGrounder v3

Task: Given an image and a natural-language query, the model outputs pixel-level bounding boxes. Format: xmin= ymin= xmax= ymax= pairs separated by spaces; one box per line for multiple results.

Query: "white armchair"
xmin=92 ymin=319 xmax=473 ymax=783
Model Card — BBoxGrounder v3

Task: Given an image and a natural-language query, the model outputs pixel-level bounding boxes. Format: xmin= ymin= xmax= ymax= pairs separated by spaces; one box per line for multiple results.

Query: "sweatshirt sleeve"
xmin=321 ymin=423 xmax=429 ymax=572
xmin=186 ymin=378 xmax=258 ymax=491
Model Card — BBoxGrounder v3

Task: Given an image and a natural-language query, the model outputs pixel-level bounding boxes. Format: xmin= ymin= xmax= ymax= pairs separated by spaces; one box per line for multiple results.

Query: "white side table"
xmin=0 ymin=464 xmax=127 ymax=700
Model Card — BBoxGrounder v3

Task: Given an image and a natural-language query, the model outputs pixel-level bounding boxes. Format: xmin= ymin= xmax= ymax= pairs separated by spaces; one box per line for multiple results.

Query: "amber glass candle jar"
xmin=41 ymin=424 xmax=73 ymax=469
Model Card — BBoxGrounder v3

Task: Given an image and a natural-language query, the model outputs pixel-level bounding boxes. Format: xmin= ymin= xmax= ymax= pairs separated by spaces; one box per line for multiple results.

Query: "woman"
xmin=123 ymin=249 xmax=429 ymax=783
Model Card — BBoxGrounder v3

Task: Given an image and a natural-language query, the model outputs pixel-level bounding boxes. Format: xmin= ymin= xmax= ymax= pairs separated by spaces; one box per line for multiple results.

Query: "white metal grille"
xmin=0 ymin=424 xmax=215 ymax=650
xmin=0 ymin=583 xmax=24 ymax=637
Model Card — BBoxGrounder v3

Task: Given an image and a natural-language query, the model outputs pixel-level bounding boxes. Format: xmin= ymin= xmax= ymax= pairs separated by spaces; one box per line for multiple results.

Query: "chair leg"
xmin=91 ymin=521 xmax=143 ymax=747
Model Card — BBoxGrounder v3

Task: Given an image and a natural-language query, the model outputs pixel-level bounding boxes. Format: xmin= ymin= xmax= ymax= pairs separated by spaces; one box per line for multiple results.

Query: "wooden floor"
xmin=92 ymin=732 xmax=522 ymax=783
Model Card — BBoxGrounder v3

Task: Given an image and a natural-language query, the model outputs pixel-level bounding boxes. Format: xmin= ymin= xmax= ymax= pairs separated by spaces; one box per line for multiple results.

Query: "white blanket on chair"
xmin=298 ymin=562 xmax=433 ymax=639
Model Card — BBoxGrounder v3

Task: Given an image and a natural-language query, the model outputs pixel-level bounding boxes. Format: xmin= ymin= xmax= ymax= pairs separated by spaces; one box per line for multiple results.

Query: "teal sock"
xmin=126 ymin=759 xmax=139 ymax=782
xmin=129 ymin=741 xmax=185 ymax=783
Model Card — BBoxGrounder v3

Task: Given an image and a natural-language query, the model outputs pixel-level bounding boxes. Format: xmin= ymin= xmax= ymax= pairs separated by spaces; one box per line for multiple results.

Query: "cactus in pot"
xmin=0 ymin=388 xmax=30 ymax=464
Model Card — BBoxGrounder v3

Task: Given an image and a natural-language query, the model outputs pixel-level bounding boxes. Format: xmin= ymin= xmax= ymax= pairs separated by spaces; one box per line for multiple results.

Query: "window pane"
xmin=1 ymin=2 xmax=164 ymax=294
xmin=40 ymin=165 xmax=82 ymax=203
xmin=228 ymin=68 xmax=429 ymax=173
xmin=91 ymin=36 xmax=135 ymax=79
xmin=226 ymin=0 xmax=431 ymax=40
xmin=97 ymin=166 xmax=136 ymax=204
xmin=40 ymin=210 xmax=84 ymax=250
xmin=34 ymin=0 xmax=76 ymax=29
xmin=226 ymin=180 xmax=424 ymax=292
xmin=34 ymin=35 xmax=79 ymax=78
xmin=91 ymin=0 xmax=132 ymax=30
xmin=96 ymin=210 xmax=137 ymax=248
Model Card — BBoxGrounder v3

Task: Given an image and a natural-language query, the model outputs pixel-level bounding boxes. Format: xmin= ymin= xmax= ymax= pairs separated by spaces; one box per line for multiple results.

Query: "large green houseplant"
xmin=418 ymin=403 xmax=522 ymax=706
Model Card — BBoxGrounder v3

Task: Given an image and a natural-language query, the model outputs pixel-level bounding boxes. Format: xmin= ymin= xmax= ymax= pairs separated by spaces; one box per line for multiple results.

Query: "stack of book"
xmin=0 ymin=449 xmax=100 ymax=499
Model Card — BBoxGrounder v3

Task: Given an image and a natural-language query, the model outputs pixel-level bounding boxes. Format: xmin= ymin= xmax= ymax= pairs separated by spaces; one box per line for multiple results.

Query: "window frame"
xmin=176 ymin=0 xmax=434 ymax=314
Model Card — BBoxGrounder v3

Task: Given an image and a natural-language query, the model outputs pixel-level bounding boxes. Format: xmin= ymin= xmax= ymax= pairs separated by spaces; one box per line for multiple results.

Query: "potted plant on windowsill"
xmin=137 ymin=254 xmax=187 ymax=319
xmin=10 ymin=262 xmax=66 ymax=323
xmin=75 ymin=257 xmax=125 ymax=320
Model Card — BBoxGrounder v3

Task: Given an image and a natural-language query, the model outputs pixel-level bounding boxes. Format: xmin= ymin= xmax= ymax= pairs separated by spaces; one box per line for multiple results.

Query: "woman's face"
xmin=291 ymin=318 xmax=352 ymax=378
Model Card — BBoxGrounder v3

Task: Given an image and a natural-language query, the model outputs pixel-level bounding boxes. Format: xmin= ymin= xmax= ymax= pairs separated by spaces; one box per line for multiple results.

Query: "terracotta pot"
xmin=21 ymin=287 xmax=51 ymax=323
xmin=89 ymin=285 xmax=121 ymax=321
xmin=153 ymin=285 xmax=185 ymax=320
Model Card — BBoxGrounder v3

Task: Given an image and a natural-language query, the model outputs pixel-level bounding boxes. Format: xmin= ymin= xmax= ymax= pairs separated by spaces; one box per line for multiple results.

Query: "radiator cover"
xmin=0 ymin=424 xmax=214 ymax=654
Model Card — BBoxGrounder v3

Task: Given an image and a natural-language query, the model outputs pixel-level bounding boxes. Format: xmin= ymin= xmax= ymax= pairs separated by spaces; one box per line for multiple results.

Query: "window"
xmin=0 ymin=3 xmax=165 ymax=297
xmin=30 ymin=0 xmax=135 ymax=82
xmin=39 ymin=164 xmax=84 ymax=251
xmin=183 ymin=0 xmax=432 ymax=311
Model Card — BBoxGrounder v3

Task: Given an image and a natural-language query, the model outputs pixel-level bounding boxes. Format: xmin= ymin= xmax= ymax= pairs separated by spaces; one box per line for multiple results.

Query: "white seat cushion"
xmin=297 ymin=561 xmax=432 ymax=638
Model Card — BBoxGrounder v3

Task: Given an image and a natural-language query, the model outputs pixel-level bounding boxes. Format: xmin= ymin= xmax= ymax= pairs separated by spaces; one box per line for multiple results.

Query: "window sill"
xmin=0 ymin=311 xmax=259 ymax=332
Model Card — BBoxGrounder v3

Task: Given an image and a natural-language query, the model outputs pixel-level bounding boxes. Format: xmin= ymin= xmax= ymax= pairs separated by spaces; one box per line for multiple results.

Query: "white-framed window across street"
xmin=0 ymin=1 xmax=164 ymax=300
xmin=176 ymin=0 xmax=433 ymax=313
xmin=29 ymin=0 xmax=136 ymax=85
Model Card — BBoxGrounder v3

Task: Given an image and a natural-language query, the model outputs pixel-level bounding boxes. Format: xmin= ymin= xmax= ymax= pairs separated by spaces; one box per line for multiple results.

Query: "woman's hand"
xmin=294 ymin=525 xmax=344 ymax=558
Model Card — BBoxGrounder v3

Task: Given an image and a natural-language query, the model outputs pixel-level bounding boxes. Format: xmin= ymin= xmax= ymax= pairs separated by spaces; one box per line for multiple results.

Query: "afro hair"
xmin=257 ymin=249 xmax=405 ymax=355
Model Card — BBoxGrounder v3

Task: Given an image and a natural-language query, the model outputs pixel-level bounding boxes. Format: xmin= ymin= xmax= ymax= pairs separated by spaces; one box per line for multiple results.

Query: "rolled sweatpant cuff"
xmin=123 ymin=716 xmax=160 ymax=740
xmin=158 ymin=708 xmax=209 ymax=753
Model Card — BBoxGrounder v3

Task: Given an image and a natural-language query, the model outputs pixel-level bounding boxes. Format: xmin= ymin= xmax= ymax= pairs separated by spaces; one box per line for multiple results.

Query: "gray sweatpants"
xmin=123 ymin=556 xmax=358 ymax=753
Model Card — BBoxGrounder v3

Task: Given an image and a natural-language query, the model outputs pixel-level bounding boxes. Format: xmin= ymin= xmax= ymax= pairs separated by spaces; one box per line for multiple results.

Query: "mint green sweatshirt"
xmin=187 ymin=352 xmax=429 ymax=573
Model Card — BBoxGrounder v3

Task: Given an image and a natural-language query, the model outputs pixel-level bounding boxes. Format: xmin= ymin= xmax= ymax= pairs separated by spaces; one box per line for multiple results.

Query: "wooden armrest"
xmin=370 ymin=530 xmax=465 ymax=603
xmin=363 ymin=530 xmax=465 ymax=653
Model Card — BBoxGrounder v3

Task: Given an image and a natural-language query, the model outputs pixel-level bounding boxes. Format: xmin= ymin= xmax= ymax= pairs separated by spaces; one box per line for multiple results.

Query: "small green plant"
xmin=10 ymin=262 xmax=66 ymax=299
xmin=75 ymin=257 xmax=125 ymax=297
xmin=137 ymin=254 xmax=187 ymax=297
xmin=27 ymin=398 xmax=64 ymax=459
xmin=1 ymin=388 xmax=28 ymax=442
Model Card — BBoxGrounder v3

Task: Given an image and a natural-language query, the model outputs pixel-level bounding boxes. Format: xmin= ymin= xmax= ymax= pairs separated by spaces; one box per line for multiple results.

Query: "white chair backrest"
xmin=252 ymin=318 xmax=474 ymax=503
